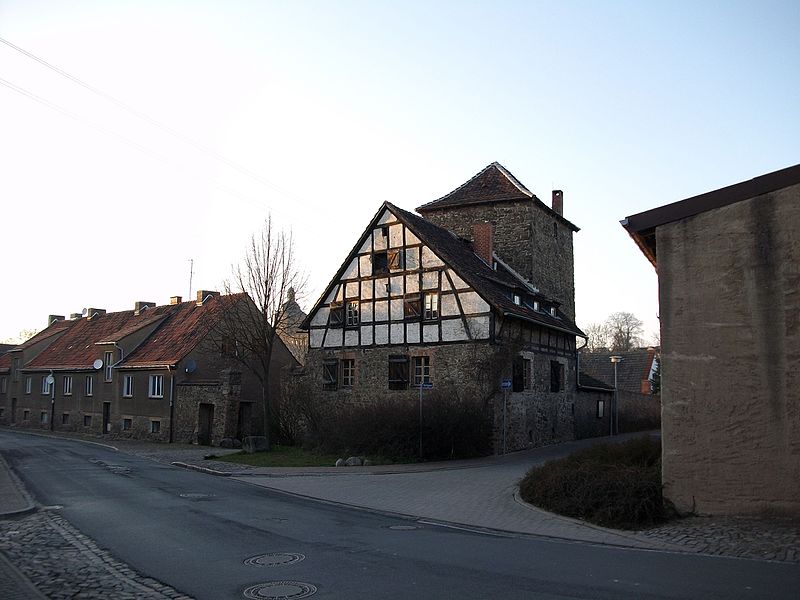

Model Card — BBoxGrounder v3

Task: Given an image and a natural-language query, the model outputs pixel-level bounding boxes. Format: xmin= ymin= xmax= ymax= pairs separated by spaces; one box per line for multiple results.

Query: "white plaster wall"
xmin=345 ymin=281 xmax=359 ymax=298
xmin=311 ymin=307 xmax=330 ymax=326
xmin=423 ymin=324 xmax=439 ymax=343
xmin=361 ymin=302 xmax=373 ymax=322
xmin=390 ymin=323 xmax=404 ymax=344
xmin=405 ymin=275 xmax=419 ymax=293
xmin=324 ymin=329 xmax=343 ymax=347
xmin=406 ymin=229 xmax=420 ymax=245
xmin=343 ymin=258 xmax=359 ymax=279
xmin=447 ymin=270 xmax=469 ymax=289
xmin=422 ymin=246 xmax=445 ymax=268
xmin=423 ymin=271 xmax=439 ymax=289
xmin=375 ymin=278 xmax=388 ymax=298
xmin=441 ymin=319 xmax=468 ymax=341
xmin=377 ymin=209 xmax=394 ymax=225
xmin=359 ymin=255 xmax=372 ymax=277
xmin=360 ymin=326 xmax=373 ymax=346
xmin=373 ymin=230 xmax=387 ymax=250
xmin=344 ymin=330 xmax=359 ymax=346
xmin=389 ymin=223 xmax=403 ymax=248
xmin=405 ymin=248 xmax=419 ymax=270
xmin=375 ymin=301 xmax=389 ymax=321
xmin=390 ymin=299 xmax=404 ymax=321
xmin=358 ymin=238 xmax=371 ymax=254
xmin=459 ymin=291 xmax=490 ymax=314
xmin=375 ymin=324 xmax=389 ymax=344
xmin=361 ymin=280 xmax=373 ymax=300
xmin=310 ymin=329 xmax=324 ymax=348
xmin=406 ymin=324 xmax=420 ymax=344
xmin=325 ymin=286 xmax=339 ymax=304
xmin=440 ymin=293 xmax=459 ymax=317
xmin=467 ymin=315 xmax=491 ymax=339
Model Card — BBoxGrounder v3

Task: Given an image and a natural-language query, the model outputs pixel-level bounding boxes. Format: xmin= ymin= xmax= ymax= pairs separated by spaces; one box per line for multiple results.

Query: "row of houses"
xmin=1 ymin=162 xmax=658 ymax=452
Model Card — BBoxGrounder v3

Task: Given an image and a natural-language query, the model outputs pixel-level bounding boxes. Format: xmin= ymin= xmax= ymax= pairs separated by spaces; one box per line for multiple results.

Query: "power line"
xmin=0 ymin=35 xmax=310 ymax=207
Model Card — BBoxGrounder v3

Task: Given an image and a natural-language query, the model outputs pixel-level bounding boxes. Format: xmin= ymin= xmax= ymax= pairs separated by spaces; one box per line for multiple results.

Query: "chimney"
xmin=134 ymin=301 xmax=156 ymax=316
xmin=196 ymin=290 xmax=220 ymax=306
xmin=552 ymin=190 xmax=563 ymax=216
xmin=472 ymin=222 xmax=494 ymax=266
xmin=169 ymin=295 xmax=183 ymax=305
xmin=47 ymin=314 xmax=65 ymax=326
xmin=70 ymin=313 xmax=82 ymax=320
xmin=85 ymin=308 xmax=106 ymax=320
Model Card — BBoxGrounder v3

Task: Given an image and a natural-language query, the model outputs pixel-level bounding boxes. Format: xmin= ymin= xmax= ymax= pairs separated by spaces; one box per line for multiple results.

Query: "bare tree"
xmin=1 ymin=328 xmax=38 ymax=345
xmin=605 ymin=311 xmax=644 ymax=352
xmin=583 ymin=322 xmax=610 ymax=352
xmin=212 ymin=216 xmax=306 ymax=449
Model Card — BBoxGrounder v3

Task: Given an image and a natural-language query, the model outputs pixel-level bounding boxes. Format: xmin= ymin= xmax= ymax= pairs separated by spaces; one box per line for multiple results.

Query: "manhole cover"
xmin=179 ymin=493 xmax=212 ymax=500
xmin=244 ymin=553 xmax=305 ymax=567
xmin=388 ymin=525 xmax=418 ymax=531
xmin=243 ymin=581 xmax=317 ymax=599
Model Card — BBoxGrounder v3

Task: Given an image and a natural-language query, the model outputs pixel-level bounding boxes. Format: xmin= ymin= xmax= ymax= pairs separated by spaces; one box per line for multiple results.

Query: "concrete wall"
xmin=422 ymin=200 xmax=576 ymax=320
xmin=657 ymin=182 xmax=800 ymax=515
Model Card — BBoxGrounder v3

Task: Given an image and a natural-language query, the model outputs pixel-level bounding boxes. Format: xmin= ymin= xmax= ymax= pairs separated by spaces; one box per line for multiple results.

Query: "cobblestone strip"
xmin=639 ymin=515 xmax=800 ymax=563
xmin=0 ymin=511 xmax=194 ymax=599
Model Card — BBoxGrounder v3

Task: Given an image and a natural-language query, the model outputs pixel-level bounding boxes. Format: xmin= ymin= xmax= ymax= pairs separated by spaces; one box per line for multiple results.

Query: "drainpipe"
xmin=168 ymin=366 xmax=175 ymax=444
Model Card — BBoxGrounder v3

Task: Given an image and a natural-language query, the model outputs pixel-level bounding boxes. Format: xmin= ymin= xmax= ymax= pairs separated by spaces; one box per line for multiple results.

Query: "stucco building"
xmin=300 ymin=162 xmax=606 ymax=452
xmin=0 ymin=291 xmax=297 ymax=446
xmin=622 ymin=163 xmax=800 ymax=515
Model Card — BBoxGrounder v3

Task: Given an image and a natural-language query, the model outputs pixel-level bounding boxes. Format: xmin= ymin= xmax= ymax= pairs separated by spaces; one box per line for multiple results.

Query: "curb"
xmin=0 ymin=455 xmax=37 ymax=519
xmin=171 ymin=462 xmax=232 ymax=477
xmin=0 ymin=427 xmax=118 ymax=452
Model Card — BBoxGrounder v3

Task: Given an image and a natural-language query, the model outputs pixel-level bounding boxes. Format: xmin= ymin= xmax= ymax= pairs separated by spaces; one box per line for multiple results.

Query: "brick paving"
xmin=0 ymin=511 xmax=193 ymax=600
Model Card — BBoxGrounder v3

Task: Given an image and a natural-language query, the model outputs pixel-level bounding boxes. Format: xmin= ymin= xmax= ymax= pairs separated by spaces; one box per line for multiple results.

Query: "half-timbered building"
xmin=302 ymin=163 xmax=596 ymax=452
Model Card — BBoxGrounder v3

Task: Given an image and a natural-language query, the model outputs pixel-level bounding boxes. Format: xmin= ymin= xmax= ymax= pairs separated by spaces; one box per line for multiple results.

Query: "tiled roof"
xmin=416 ymin=161 xmax=579 ymax=232
xmin=0 ymin=352 xmax=10 ymax=372
xmin=390 ymin=203 xmax=585 ymax=337
xmin=578 ymin=371 xmax=614 ymax=391
xmin=416 ymin=162 xmax=533 ymax=211
xmin=579 ymin=348 xmax=657 ymax=394
xmin=23 ymin=295 xmax=246 ymax=371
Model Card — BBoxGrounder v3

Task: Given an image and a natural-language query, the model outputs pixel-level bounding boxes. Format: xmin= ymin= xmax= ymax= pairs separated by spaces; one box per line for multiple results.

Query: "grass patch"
xmin=209 ymin=445 xmax=343 ymax=468
xmin=519 ymin=437 xmax=673 ymax=529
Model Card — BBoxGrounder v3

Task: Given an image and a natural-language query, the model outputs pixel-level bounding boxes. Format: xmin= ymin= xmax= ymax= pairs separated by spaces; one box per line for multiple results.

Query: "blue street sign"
xmin=421 ymin=382 xmax=434 ymax=389
xmin=501 ymin=379 xmax=512 ymax=390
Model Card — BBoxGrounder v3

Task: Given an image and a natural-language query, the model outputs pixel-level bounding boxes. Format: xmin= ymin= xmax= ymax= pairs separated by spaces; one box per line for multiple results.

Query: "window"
xmin=597 ymin=400 xmax=605 ymax=419
xmin=0 ymin=377 xmax=6 ymax=394
xmin=104 ymin=351 xmax=113 ymax=382
xmin=41 ymin=412 xmax=48 ymax=424
xmin=62 ymin=413 xmax=70 ymax=425
xmin=328 ymin=303 xmax=344 ymax=327
xmin=513 ymin=293 xmax=522 ymax=305
xmin=403 ymin=295 xmax=421 ymax=320
xmin=533 ymin=301 xmax=540 ymax=311
xmin=123 ymin=375 xmax=134 ymax=397
xmin=41 ymin=376 xmax=52 ymax=395
xmin=25 ymin=376 xmax=32 ymax=395
xmin=550 ymin=361 xmax=565 ymax=392
xmin=122 ymin=418 xmax=132 ymax=431
xmin=341 ymin=359 xmax=355 ymax=387
xmin=150 ymin=420 xmax=161 ymax=434
xmin=423 ymin=293 xmax=439 ymax=320
xmin=85 ymin=376 xmax=93 ymax=397
xmin=346 ymin=301 xmax=359 ymax=327
xmin=373 ymin=250 xmax=389 ymax=275
xmin=148 ymin=375 xmax=164 ymax=398
xmin=84 ymin=415 xmax=92 ymax=427
xmin=512 ymin=357 xmax=531 ymax=392
xmin=322 ymin=360 xmax=338 ymax=391
xmin=412 ymin=356 xmax=431 ymax=387
xmin=550 ymin=307 xmax=557 ymax=317
xmin=23 ymin=409 xmax=30 ymax=421
xmin=63 ymin=376 xmax=73 ymax=396
xmin=388 ymin=355 xmax=409 ymax=390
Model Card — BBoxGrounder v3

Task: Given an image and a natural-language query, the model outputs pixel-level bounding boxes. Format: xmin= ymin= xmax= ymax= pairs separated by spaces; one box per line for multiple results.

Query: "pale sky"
xmin=1 ymin=0 xmax=798 ymax=343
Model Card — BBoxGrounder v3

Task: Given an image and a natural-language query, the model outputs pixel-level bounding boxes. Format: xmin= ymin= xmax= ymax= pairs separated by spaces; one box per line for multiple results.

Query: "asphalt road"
xmin=2 ymin=431 xmax=797 ymax=600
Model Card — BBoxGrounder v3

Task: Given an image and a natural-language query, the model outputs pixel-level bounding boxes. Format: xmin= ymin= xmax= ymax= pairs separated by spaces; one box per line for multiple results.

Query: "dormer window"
xmin=533 ymin=301 xmax=540 ymax=311
xmin=550 ymin=307 xmax=557 ymax=317
xmin=513 ymin=294 xmax=521 ymax=306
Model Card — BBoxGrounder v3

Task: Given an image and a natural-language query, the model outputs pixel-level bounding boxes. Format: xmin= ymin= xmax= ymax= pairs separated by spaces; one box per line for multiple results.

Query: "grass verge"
xmin=519 ymin=436 xmax=673 ymax=529
xmin=209 ymin=445 xmax=349 ymax=468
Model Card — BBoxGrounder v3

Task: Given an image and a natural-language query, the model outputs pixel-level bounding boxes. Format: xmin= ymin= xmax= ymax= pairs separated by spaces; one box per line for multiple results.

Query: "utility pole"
xmin=610 ymin=356 xmax=622 ymax=435
xmin=188 ymin=258 xmax=194 ymax=299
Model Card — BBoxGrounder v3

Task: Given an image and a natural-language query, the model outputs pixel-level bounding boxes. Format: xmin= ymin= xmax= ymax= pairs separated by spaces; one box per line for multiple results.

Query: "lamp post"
xmin=610 ymin=356 xmax=622 ymax=435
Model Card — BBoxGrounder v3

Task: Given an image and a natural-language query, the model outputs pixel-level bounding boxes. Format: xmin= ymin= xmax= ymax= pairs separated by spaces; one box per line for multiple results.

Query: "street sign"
xmin=501 ymin=379 xmax=512 ymax=390
xmin=421 ymin=382 xmax=433 ymax=389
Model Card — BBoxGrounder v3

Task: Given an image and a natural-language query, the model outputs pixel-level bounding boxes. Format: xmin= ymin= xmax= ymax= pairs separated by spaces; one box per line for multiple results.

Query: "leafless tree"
xmin=605 ymin=311 xmax=644 ymax=352
xmin=583 ymin=322 xmax=611 ymax=352
xmin=211 ymin=216 xmax=306 ymax=449
xmin=1 ymin=328 xmax=38 ymax=345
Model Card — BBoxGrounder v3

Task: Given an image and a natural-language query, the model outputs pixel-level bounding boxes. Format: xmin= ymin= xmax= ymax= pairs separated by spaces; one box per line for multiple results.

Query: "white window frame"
xmin=341 ymin=359 xmax=355 ymax=388
xmin=25 ymin=375 xmax=32 ymax=395
xmin=40 ymin=411 xmax=49 ymax=424
xmin=122 ymin=375 xmax=134 ymax=398
xmin=148 ymin=374 xmax=164 ymax=398
xmin=41 ymin=376 xmax=51 ymax=395
xmin=104 ymin=351 xmax=113 ymax=382
xmin=346 ymin=301 xmax=359 ymax=327
xmin=85 ymin=375 xmax=93 ymax=397
xmin=63 ymin=375 xmax=72 ymax=396
xmin=423 ymin=293 xmax=439 ymax=320
xmin=412 ymin=356 xmax=431 ymax=387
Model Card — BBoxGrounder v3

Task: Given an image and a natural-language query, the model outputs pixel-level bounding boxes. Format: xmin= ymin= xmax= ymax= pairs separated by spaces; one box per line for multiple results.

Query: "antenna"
xmin=188 ymin=258 xmax=194 ymax=300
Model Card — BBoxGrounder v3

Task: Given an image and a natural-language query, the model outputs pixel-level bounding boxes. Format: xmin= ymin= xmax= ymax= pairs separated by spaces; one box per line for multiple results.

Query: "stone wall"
xmin=173 ymin=369 xmax=241 ymax=446
xmin=657 ymin=182 xmax=800 ymax=516
xmin=618 ymin=390 xmax=661 ymax=433
xmin=575 ymin=389 xmax=612 ymax=439
xmin=421 ymin=200 xmax=576 ymax=320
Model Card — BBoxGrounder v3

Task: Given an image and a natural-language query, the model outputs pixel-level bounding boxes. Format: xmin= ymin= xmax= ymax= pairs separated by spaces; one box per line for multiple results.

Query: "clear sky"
xmin=1 ymin=0 xmax=798 ymax=343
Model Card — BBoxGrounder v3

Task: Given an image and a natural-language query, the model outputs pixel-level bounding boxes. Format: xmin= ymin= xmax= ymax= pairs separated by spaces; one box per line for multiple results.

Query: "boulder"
xmin=242 ymin=436 xmax=269 ymax=453
xmin=219 ymin=438 xmax=235 ymax=449
xmin=233 ymin=439 xmax=242 ymax=449
xmin=335 ymin=458 xmax=346 ymax=467
xmin=345 ymin=456 xmax=363 ymax=467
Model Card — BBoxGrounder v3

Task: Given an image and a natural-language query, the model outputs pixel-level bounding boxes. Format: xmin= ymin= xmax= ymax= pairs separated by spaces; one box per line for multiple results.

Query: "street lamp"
xmin=609 ymin=356 xmax=622 ymax=435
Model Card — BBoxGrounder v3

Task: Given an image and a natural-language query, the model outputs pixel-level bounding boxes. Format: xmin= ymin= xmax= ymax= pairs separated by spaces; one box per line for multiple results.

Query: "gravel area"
xmin=0 ymin=511 xmax=193 ymax=599
xmin=639 ymin=514 xmax=800 ymax=563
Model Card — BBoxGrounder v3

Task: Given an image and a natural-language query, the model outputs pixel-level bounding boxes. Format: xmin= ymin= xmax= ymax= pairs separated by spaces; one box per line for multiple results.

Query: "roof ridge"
xmin=417 ymin=162 xmax=532 ymax=211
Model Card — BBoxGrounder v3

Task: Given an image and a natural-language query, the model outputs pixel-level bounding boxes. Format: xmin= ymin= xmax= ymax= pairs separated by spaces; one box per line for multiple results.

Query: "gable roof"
xmin=579 ymin=348 xmax=657 ymax=394
xmin=622 ymin=163 xmax=800 ymax=267
xmin=302 ymin=201 xmax=584 ymax=338
xmin=416 ymin=161 xmax=580 ymax=232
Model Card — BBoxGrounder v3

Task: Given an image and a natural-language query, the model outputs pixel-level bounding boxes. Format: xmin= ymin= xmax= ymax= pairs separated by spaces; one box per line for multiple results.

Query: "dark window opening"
xmin=122 ymin=418 xmax=132 ymax=431
xmin=346 ymin=301 xmax=359 ymax=327
xmin=550 ymin=360 xmax=564 ymax=392
xmin=388 ymin=355 xmax=409 ymax=390
xmin=423 ymin=293 xmax=439 ymax=320
xmin=388 ymin=249 xmax=403 ymax=271
xmin=322 ymin=360 xmax=339 ymax=391
xmin=512 ymin=357 xmax=531 ymax=392
xmin=373 ymin=251 xmax=389 ymax=274
xmin=341 ymin=359 xmax=355 ymax=387
xmin=62 ymin=413 xmax=70 ymax=425
xmin=404 ymin=295 xmax=421 ymax=320
xmin=329 ymin=303 xmax=344 ymax=327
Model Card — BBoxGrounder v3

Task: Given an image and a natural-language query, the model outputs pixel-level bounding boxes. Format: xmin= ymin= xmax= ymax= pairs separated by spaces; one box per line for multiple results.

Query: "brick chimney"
xmin=47 ymin=315 xmax=65 ymax=326
xmin=134 ymin=301 xmax=156 ymax=316
xmin=196 ymin=290 xmax=220 ymax=306
xmin=85 ymin=308 xmax=106 ymax=321
xmin=169 ymin=295 xmax=183 ymax=305
xmin=552 ymin=190 xmax=563 ymax=216
xmin=472 ymin=222 xmax=494 ymax=266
